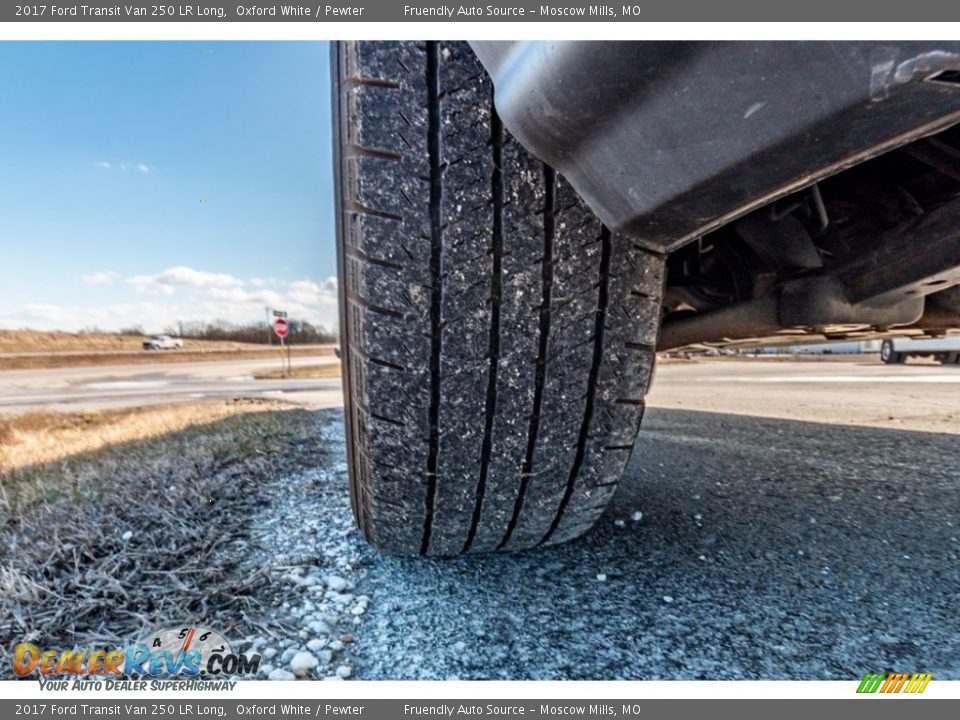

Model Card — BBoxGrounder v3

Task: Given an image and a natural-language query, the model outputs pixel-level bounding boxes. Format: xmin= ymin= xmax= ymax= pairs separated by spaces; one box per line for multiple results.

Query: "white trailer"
xmin=881 ymin=337 xmax=960 ymax=365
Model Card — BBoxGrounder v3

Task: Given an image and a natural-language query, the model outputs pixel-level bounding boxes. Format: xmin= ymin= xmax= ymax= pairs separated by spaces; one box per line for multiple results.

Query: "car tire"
xmin=881 ymin=340 xmax=905 ymax=365
xmin=333 ymin=41 xmax=665 ymax=555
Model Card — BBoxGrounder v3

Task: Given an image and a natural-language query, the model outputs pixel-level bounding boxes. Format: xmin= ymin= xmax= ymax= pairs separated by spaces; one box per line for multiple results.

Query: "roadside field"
xmin=0 ymin=343 xmax=336 ymax=371
xmin=0 ymin=398 xmax=298 ymax=472
xmin=253 ymin=364 xmax=342 ymax=380
xmin=0 ymin=330 xmax=266 ymax=354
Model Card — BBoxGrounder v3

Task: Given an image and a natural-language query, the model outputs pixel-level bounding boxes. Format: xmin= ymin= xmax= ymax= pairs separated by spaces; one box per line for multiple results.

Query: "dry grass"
xmin=0 ymin=402 xmax=327 ymax=654
xmin=252 ymin=363 xmax=342 ymax=380
xmin=0 ymin=330 xmax=265 ymax=354
xmin=0 ymin=399 xmax=290 ymax=475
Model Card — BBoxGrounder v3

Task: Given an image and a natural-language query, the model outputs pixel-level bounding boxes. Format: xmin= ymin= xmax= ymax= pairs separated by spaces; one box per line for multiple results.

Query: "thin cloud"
xmin=288 ymin=277 xmax=338 ymax=306
xmin=95 ymin=160 xmax=153 ymax=174
xmin=81 ymin=271 xmax=118 ymax=285
xmin=127 ymin=266 xmax=244 ymax=291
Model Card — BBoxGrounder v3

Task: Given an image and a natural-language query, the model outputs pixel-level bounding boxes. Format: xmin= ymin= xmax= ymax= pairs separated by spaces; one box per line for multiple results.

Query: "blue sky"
xmin=0 ymin=41 xmax=336 ymax=333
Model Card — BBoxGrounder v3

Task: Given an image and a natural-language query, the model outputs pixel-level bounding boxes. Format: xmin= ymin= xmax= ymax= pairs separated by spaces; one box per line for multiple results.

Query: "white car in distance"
xmin=142 ymin=335 xmax=184 ymax=351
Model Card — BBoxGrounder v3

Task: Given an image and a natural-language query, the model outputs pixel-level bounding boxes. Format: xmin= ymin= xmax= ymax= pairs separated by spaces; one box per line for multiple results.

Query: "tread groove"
xmin=348 ymin=342 xmax=409 ymax=372
xmin=498 ymin=164 xmax=556 ymax=550
xmin=345 ymin=292 xmax=406 ymax=319
xmin=344 ymin=201 xmax=404 ymax=222
xmin=367 ymin=356 xmax=408 ymax=372
xmin=342 ymin=76 xmax=401 ymax=89
xmin=346 ymin=143 xmax=403 ymax=162
xmin=462 ymin=103 xmax=504 ymax=554
xmin=421 ymin=41 xmax=443 ymax=556
xmin=370 ymin=412 xmax=406 ymax=427
xmin=344 ymin=247 xmax=405 ymax=271
xmin=539 ymin=225 xmax=612 ymax=546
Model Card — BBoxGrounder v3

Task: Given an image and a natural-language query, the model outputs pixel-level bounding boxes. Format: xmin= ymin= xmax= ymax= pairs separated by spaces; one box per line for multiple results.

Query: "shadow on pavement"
xmin=353 ymin=408 xmax=960 ymax=680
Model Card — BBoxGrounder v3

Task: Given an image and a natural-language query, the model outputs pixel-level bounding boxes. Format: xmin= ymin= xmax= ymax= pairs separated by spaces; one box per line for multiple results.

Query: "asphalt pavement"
xmin=238 ymin=358 xmax=960 ymax=680
xmin=0 ymin=356 xmax=342 ymax=413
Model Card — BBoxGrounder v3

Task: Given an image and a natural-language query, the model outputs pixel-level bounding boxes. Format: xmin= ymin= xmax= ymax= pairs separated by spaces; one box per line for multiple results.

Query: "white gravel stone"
xmin=662 ymin=595 xmax=674 ymax=604
xmin=263 ymin=648 xmax=278 ymax=660
xmin=309 ymin=619 xmax=332 ymax=635
xmin=631 ymin=511 xmax=643 ymax=522
xmin=614 ymin=519 xmax=626 ymax=528
xmin=326 ymin=575 xmax=349 ymax=592
xmin=121 ymin=530 xmax=133 ymax=541
xmin=306 ymin=638 xmax=327 ymax=652
xmin=289 ymin=651 xmax=320 ymax=676
xmin=328 ymin=640 xmax=345 ymax=651
xmin=336 ymin=665 xmax=352 ymax=679
xmin=279 ymin=648 xmax=297 ymax=665
xmin=596 ymin=573 xmax=607 ymax=582
xmin=268 ymin=668 xmax=295 ymax=681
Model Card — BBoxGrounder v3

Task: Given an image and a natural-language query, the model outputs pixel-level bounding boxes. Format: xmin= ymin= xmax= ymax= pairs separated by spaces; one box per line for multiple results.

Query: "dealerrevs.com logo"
xmin=14 ymin=625 xmax=260 ymax=688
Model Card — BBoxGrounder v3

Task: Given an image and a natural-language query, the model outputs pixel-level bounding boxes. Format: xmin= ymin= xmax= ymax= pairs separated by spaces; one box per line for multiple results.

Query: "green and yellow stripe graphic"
xmin=857 ymin=672 xmax=932 ymax=694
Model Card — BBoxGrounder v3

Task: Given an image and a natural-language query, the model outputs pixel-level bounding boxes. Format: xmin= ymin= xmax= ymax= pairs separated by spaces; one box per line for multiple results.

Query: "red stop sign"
xmin=273 ymin=318 xmax=289 ymax=338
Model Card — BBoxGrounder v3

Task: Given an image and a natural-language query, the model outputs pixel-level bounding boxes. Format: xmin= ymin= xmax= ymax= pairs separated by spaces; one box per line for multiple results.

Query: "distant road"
xmin=648 ymin=357 xmax=960 ymax=435
xmin=5 ymin=354 xmax=958 ymax=431
xmin=0 ymin=356 xmax=342 ymax=413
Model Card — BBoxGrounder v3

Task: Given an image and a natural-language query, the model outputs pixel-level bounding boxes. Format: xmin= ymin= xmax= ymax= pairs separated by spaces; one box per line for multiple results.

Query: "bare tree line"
xmin=113 ymin=320 xmax=337 ymax=345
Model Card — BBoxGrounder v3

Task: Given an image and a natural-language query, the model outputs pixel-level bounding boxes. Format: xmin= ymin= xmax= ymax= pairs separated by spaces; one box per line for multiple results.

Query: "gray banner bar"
xmin=4 ymin=1 xmax=960 ymax=22
xmin=3 ymin=699 xmax=960 ymax=719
